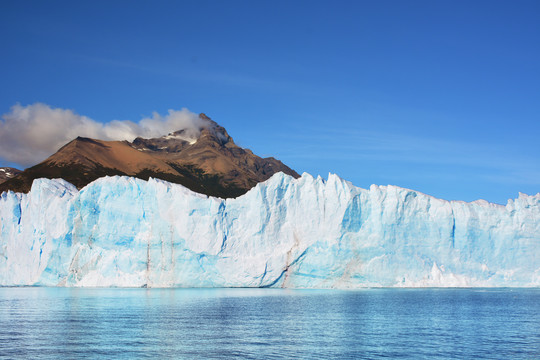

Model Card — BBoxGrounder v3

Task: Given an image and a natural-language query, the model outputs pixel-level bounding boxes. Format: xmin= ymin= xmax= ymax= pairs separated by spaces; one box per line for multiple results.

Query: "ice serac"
xmin=0 ymin=173 xmax=538 ymax=287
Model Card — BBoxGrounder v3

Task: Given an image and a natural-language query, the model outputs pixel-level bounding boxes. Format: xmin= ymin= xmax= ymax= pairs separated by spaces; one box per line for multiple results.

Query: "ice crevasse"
xmin=0 ymin=172 xmax=538 ymax=288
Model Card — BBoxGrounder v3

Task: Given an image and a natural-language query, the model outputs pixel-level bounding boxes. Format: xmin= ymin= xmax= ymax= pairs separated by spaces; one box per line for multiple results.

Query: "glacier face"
xmin=0 ymin=173 xmax=539 ymax=288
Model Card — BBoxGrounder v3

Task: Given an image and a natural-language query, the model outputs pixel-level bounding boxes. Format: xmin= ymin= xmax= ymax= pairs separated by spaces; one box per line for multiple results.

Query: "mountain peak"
xmin=0 ymin=114 xmax=299 ymax=197
xmin=199 ymin=113 xmax=210 ymax=120
xmin=132 ymin=113 xmax=234 ymax=152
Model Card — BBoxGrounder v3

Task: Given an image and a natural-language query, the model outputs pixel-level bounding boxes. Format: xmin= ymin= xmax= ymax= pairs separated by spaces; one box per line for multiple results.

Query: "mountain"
xmin=0 ymin=167 xmax=21 ymax=184
xmin=0 ymin=114 xmax=299 ymax=198
xmin=0 ymin=174 xmax=538 ymax=287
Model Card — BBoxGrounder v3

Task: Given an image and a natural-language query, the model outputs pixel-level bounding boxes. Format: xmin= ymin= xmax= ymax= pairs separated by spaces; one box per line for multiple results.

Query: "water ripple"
xmin=0 ymin=288 xmax=539 ymax=359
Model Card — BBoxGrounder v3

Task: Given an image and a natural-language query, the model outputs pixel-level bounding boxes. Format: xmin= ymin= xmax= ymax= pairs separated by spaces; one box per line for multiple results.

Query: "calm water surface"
xmin=0 ymin=288 xmax=538 ymax=359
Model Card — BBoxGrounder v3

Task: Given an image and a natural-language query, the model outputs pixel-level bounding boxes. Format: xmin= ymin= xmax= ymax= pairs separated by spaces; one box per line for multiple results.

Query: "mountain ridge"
xmin=0 ymin=114 xmax=299 ymax=198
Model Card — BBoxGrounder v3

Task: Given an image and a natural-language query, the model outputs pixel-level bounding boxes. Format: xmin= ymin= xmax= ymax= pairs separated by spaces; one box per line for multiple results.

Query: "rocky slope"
xmin=0 ymin=114 xmax=299 ymax=198
xmin=0 ymin=167 xmax=21 ymax=184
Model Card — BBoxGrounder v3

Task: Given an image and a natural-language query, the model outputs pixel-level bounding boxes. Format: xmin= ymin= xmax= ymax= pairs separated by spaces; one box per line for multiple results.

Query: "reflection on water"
xmin=0 ymin=288 xmax=539 ymax=359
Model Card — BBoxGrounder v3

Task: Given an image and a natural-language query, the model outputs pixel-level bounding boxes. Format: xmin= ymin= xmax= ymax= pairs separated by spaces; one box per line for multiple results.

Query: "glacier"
xmin=0 ymin=173 xmax=539 ymax=288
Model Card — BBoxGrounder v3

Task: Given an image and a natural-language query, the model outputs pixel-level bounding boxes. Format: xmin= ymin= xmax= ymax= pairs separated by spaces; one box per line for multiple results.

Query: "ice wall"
xmin=0 ymin=173 xmax=538 ymax=287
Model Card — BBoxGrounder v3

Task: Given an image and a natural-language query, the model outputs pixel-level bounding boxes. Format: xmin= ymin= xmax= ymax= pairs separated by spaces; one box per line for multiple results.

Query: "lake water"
xmin=0 ymin=288 xmax=538 ymax=359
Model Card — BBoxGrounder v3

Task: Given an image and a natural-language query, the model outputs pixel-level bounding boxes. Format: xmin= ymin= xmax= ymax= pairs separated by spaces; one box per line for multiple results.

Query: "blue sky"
xmin=0 ymin=0 xmax=539 ymax=204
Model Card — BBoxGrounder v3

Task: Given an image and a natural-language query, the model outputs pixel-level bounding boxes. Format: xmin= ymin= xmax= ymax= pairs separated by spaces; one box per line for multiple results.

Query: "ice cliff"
xmin=0 ymin=173 xmax=538 ymax=287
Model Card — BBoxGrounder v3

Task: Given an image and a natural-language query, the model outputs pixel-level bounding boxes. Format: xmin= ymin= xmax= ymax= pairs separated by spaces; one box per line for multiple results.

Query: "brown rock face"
xmin=0 ymin=114 xmax=299 ymax=198
xmin=0 ymin=167 xmax=22 ymax=185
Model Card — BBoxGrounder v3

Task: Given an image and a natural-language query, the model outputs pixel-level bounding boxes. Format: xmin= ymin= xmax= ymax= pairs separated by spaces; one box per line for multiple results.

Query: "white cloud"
xmin=0 ymin=103 xmax=208 ymax=167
